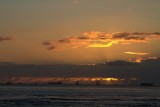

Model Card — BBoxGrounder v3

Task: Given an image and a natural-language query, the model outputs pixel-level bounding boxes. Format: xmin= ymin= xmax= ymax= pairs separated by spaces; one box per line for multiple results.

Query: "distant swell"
xmin=0 ymin=85 xmax=159 ymax=107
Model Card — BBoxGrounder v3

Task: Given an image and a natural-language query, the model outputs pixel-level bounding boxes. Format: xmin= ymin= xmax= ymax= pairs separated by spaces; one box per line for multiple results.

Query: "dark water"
xmin=0 ymin=85 xmax=159 ymax=107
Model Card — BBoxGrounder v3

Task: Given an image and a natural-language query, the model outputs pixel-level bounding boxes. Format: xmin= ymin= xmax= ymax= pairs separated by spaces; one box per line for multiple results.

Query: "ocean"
xmin=0 ymin=85 xmax=159 ymax=107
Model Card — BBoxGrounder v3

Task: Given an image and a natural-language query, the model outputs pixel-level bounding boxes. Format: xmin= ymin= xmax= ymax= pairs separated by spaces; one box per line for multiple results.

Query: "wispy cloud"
xmin=72 ymin=0 xmax=79 ymax=4
xmin=125 ymin=52 xmax=149 ymax=55
xmin=43 ymin=31 xmax=160 ymax=50
xmin=0 ymin=36 xmax=12 ymax=42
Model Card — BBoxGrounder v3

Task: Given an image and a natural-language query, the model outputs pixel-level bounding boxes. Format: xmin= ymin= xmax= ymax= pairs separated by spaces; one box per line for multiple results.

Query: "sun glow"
xmin=102 ymin=78 xmax=118 ymax=81
xmin=135 ymin=58 xmax=142 ymax=63
xmin=88 ymin=41 xmax=118 ymax=48
xmin=128 ymin=57 xmax=143 ymax=63
xmin=9 ymin=77 xmax=122 ymax=84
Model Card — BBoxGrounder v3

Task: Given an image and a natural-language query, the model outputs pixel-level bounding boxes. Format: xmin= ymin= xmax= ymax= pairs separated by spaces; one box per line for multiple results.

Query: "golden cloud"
xmin=128 ymin=56 xmax=160 ymax=63
xmin=43 ymin=31 xmax=160 ymax=50
xmin=124 ymin=52 xmax=149 ymax=55
xmin=128 ymin=57 xmax=143 ymax=63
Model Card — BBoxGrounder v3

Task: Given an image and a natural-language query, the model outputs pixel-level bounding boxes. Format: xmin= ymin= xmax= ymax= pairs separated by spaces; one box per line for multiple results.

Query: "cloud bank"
xmin=0 ymin=58 xmax=160 ymax=85
xmin=43 ymin=31 xmax=160 ymax=50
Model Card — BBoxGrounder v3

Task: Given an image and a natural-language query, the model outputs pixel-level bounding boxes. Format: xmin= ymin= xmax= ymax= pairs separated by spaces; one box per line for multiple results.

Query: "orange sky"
xmin=0 ymin=0 xmax=160 ymax=64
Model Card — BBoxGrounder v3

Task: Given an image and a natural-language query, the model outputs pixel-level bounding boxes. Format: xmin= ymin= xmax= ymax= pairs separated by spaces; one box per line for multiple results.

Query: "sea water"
xmin=0 ymin=85 xmax=159 ymax=107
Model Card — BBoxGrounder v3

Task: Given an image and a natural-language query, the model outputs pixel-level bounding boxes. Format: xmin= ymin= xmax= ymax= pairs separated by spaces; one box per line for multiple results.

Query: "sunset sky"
xmin=0 ymin=0 xmax=160 ymax=85
xmin=0 ymin=0 xmax=160 ymax=64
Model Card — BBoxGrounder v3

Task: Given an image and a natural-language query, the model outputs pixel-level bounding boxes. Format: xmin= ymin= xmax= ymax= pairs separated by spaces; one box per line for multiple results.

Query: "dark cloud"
xmin=125 ymin=36 xmax=145 ymax=40
xmin=105 ymin=60 xmax=138 ymax=66
xmin=112 ymin=32 xmax=130 ymax=39
xmin=131 ymin=32 xmax=160 ymax=35
xmin=57 ymin=39 xmax=70 ymax=43
xmin=43 ymin=41 xmax=52 ymax=45
xmin=77 ymin=36 xmax=90 ymax=40
xmin=47 ymin=46 xmax=56 ymax=50
xmin=0 ymin=36 xmax=12 ymax=42
xmin=112 ymin=32 xmax=155 ymax=40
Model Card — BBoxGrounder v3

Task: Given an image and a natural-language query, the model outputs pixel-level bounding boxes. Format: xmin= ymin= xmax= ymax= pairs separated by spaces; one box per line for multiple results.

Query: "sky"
xmin=0 ymin=0 xmax=160 ymax=64
xmin=0 ymin=0 xmax=160 ymax=85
